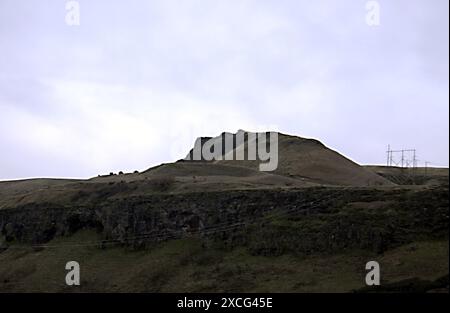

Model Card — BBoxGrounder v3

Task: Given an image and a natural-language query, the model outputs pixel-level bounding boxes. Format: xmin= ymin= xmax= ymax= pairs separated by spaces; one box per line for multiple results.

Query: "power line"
xmin=386 ymin=145 xmax=417 ymax=169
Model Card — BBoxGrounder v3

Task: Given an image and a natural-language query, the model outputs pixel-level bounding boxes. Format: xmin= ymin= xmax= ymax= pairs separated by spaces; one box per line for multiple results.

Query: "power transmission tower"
xmin=386 ymin=145 xmax=417 ymax=169
xmin=425 ymin=161 xmax=431 ymax=175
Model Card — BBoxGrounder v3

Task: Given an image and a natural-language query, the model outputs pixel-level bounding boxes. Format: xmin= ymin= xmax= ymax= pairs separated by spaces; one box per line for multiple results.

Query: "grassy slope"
xmin=0 ymin=230 xmax=447 ymax=293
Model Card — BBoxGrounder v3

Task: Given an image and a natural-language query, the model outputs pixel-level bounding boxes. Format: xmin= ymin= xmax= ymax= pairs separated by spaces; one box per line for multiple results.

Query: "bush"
xmin=148 ymin=175 xmax=175 ymax=192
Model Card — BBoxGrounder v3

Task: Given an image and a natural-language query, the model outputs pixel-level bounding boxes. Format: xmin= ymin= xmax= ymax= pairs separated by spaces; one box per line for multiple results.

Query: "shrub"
xmin=148 ymin=175 xmax=175 ymax=192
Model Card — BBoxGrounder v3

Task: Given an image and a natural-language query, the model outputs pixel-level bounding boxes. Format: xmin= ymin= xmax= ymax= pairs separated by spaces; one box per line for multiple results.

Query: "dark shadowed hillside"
xmin=0 ymin=131 xmax=448 ymax=293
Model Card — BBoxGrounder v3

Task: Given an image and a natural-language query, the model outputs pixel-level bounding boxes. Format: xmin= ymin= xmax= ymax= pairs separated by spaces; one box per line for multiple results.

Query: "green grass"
xmin=0 ymin=230 xmax=447 ymax=293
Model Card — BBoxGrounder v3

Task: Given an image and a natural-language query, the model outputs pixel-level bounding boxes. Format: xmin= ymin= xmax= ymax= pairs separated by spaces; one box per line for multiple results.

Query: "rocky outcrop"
xmin=0 ymin=186 xmax=448 ymax=255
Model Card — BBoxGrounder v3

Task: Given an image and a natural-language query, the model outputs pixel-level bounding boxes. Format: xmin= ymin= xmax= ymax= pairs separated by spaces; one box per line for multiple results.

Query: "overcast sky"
xmin=0 ymin=0 xmax=448 ymax=180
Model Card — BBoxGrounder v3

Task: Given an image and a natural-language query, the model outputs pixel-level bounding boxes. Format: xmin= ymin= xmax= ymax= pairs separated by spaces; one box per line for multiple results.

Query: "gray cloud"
xmin=0 ymin=0 xmax=448 ymax=179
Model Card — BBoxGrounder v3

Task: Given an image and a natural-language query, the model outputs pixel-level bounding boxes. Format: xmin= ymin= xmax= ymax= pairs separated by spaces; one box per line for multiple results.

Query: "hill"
xmin=0 ymin=131 xmax=448 ymax=293
xmin=0 ymin=131 xmax=394 ymax=209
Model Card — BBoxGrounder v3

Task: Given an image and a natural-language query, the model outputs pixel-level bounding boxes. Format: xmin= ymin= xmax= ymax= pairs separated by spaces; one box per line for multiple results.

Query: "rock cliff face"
xmin=1 ymin=186 xmax=448 ymax=256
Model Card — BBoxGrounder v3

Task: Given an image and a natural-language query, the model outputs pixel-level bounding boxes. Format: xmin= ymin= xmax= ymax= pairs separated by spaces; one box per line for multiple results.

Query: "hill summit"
xmin=175 ymin=130 xmax=392 ymax=187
